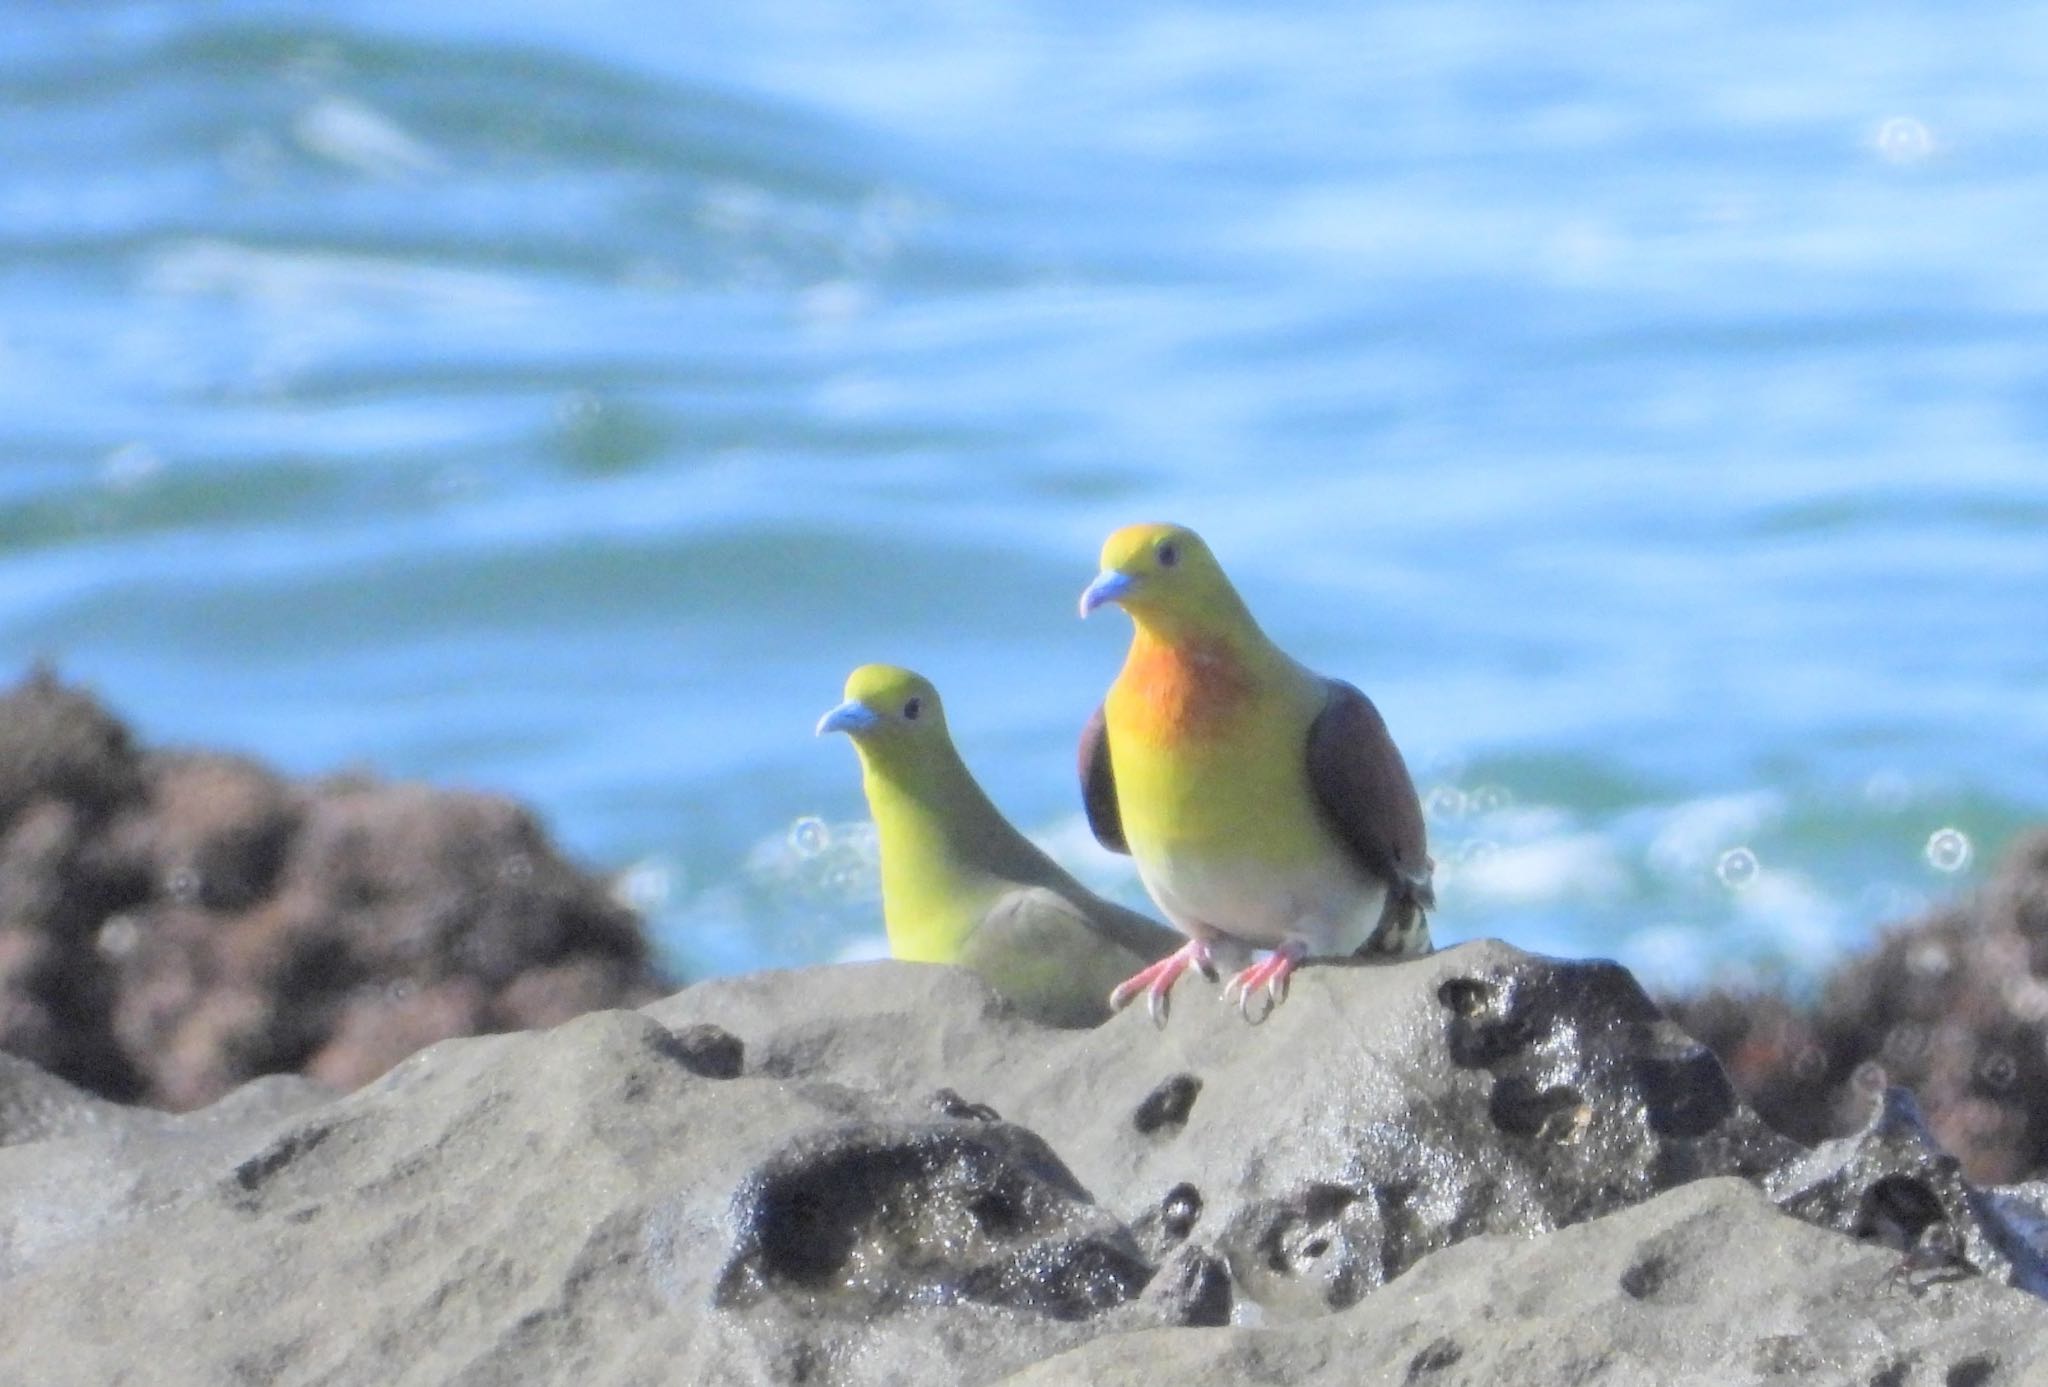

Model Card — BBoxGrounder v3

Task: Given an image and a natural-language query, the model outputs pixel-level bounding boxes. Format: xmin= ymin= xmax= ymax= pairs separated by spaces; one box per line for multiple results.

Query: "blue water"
xmin=5 ymin=2 xmax=2046 ymax=989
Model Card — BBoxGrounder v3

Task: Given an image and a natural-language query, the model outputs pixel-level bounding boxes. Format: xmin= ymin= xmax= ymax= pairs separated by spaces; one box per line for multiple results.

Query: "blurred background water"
xmin=4 ymin=1 xmax=2045 ymax=988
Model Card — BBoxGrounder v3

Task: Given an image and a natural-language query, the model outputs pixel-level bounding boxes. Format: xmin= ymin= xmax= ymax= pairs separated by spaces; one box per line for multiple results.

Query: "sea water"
xmin=4 ymin=2 xmax=2046 ymax=988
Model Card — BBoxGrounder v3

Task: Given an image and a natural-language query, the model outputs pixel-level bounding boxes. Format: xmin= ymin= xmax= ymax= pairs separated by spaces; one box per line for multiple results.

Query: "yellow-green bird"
xmin=817 ymin=663 xmax=1182 ymax=1027
xmin=1077 ymin=523 xmax=1434 ymax=1022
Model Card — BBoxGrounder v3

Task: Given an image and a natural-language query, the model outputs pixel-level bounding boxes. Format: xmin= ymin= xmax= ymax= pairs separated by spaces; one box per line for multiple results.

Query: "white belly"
xmin=1136 ymin=849 xmax=1387 ymax=956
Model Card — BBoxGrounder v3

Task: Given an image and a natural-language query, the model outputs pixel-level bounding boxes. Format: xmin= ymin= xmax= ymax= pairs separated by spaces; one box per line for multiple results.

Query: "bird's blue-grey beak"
xmin=1078 ymin=569 xmax=1135 ymax=618
xmin=815 ymin=700 xmax=881 ymax=736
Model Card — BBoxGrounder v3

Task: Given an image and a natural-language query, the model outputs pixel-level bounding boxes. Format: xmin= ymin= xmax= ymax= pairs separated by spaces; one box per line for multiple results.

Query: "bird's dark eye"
xmin=1157 ymin=541 xmax=1179 ymax=568
xmin=902 ymin=697 xmax=922 ymax=720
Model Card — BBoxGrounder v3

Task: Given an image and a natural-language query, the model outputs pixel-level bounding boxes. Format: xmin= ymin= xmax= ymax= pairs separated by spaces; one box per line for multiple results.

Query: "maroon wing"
xmin=1305 ymin=679 xmax=1433 ymax=908
xmin=1077 ymin=704 xmax=1129 ymax=855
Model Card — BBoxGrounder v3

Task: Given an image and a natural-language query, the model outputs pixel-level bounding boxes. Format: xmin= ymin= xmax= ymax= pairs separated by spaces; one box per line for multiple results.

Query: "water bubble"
xmin=1875 ymin=115 xmax=1935 ymax=165
xmin=1851 ymin=1060 xmax=1889 ymax=1097
xmin=1925 ymin=828 xmax=1972 ymax=874
xmin=1715 ymin=847 xmax=1759 ymax=890
xmin=2003 ymin=977 xmax=2048 ymax=1024
xmin=1458 ymin=839 xmax=1499 ymax=867
xmin=96 ymin=915 xmax=141 ymax=961
xmin=1424 ymin=786 xmax=1467 ymax=822
xmin=1979 ymin=1052 xmax=2018 ymax=1091
xmin=166 ymin=866 xmax=203 ymax=905
xmin=498 ymin=852 xmax=534 ymax=884
xmin=1468 ymin=785 xmax=1510 ymax=814
xmin=788 ymin=817 xmax=830 ymax=857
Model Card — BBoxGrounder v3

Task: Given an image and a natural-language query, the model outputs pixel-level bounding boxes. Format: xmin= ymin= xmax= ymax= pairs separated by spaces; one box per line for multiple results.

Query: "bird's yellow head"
xmin=1078 ymin=523 xmax=1247 ymax=638
xmin=815 ymin=664 xmax=949 ymax=755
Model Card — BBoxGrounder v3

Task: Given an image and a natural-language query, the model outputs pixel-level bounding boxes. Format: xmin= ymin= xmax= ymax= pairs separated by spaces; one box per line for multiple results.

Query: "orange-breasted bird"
xmin=1077 ymin=523 xmax=1434 ymax=1022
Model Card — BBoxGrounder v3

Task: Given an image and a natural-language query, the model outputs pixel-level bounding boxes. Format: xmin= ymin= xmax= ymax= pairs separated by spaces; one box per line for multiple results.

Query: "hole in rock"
xmin=1160 ymin=1183 xmax=1203 ymax=1240
xmin=1618 ymin=1253 xmax=1667 ymax=1300
xmin=1132 ymin=1073 xmax=1203 ymax=1135
xmin=1635 ymin=1050 xmax=1735 ymax=1138
xmin=1946 ymin=1358 xmax=1996 ymax=1387
xmin=1436 ymin=978 xmax=1494 ymax=1017
xmin=969 ymin=1190 xmax=1025 ymax=1238
xmin=1488 ymin=1077 xmax=1586 ymax=1141
xmin=1855 ymin=1175 xmax=1945 ymax=1249
xmin=1408 ymin=1336 xmax=1463 ymax=1377
xmin=659 ymin=1023 xmax=744 ymax=1079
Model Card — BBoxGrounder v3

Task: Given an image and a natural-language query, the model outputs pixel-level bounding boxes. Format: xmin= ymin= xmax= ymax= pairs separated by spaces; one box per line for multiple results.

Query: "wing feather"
xmin=1077 ymin=704 xmax=1129 ymax=855
xmin=1305 ymin=679 xmax=1434 ymax=908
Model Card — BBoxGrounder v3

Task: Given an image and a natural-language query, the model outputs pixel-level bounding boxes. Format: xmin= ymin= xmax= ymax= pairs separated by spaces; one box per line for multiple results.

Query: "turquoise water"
xmin=5 ymin=3 xmax=2046 ymax=988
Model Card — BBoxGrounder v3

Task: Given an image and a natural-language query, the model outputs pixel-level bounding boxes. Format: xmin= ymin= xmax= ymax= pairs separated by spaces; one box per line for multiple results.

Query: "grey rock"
xmin=1000 ymin=1177 xmax=2048 ymax=1387
xmin=0 ymin=943 xmax=2043 ymax=1386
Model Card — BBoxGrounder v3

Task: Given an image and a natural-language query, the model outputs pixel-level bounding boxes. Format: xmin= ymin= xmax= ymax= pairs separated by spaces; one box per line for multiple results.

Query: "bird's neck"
xmin=856 ymin=745 xmax=1012 ymax=958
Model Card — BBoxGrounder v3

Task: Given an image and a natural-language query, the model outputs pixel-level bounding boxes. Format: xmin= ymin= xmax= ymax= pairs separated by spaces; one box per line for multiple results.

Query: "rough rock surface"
xmin=0 ymin=669 xmax=666 ymax=1109
xmin=3 ymin=943 xmax=2044 ymax=1385
xmin=1669 ymin=828 xmax=2048 ymax=1183
xmin=1002 ymin=1174 xmax=2048 ymax=1386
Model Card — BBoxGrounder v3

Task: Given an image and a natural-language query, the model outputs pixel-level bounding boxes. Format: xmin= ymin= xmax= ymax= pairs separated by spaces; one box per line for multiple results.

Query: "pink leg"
xmin=1220 ymin=939 xmax=1309 ymax=1024
xmin=1109 ymin=939 xmax=1216 ymax=1028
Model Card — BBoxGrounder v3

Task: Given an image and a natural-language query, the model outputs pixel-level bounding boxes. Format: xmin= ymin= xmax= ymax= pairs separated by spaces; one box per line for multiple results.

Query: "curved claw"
xmin=1110 ymin=941 xmax=1209 ymax=1030
xmin=1220 ymin=942 xmax=1308 ymax=1025
xmin=1239 ymin=984 xmax=1274 ymax=1025
xmin=1147 ymin=986 xmax=1171 ymax=1029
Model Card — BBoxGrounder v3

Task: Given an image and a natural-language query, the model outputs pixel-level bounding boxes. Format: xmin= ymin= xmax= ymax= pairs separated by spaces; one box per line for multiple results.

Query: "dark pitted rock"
xmin=0 ymin=670 xmax=667 ymax=1111
xmin=1668 ymin=828 xmax=2048 ymax=1184
xmin=714 ymin=1119 xmax=1152 ymax=1320
xmin=0 ymin=948 xmax=2042 ymax=1386
xmin=997 ymin=1178 xmax=2048 ymax=1387
xmin=1768 ymin=1086 xmax=2048 ymax=1296
xmin=714 ymin=942 xmax=1794 ymax=1322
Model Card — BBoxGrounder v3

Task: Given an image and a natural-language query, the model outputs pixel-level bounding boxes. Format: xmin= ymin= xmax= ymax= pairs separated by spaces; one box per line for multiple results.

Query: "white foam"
xmin=1444 ymin=831 xmax=1628 ymax=907
xmin=1646 ymin=791 xmax=1783 ymax=878
xmin=293 ymin=95 xmax=445 ymax=179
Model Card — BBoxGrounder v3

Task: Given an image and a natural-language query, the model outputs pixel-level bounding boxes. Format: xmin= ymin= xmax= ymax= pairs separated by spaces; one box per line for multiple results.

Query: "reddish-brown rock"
xmin=0 ymin=669 xmax=668 ymax=1110
xmin=1667 ymin=828 xmax=2048 ymax=1184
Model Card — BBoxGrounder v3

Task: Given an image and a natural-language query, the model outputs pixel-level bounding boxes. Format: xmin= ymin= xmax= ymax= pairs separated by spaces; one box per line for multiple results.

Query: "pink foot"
xmin=1109 ymin=940 xmax=1216 ymax=1028
xmin=1221 ymin=940 xmax=1308 ymax=1024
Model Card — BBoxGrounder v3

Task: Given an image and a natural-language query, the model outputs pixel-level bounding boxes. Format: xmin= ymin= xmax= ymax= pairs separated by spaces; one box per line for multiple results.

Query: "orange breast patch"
xmin=1114 ymin=634 xmax=1254 ymax=746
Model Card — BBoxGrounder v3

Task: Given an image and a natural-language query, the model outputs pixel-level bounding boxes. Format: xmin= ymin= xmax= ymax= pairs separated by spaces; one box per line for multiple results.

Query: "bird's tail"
xmin=1357 ymin=861 xmax=1435 ymax=957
